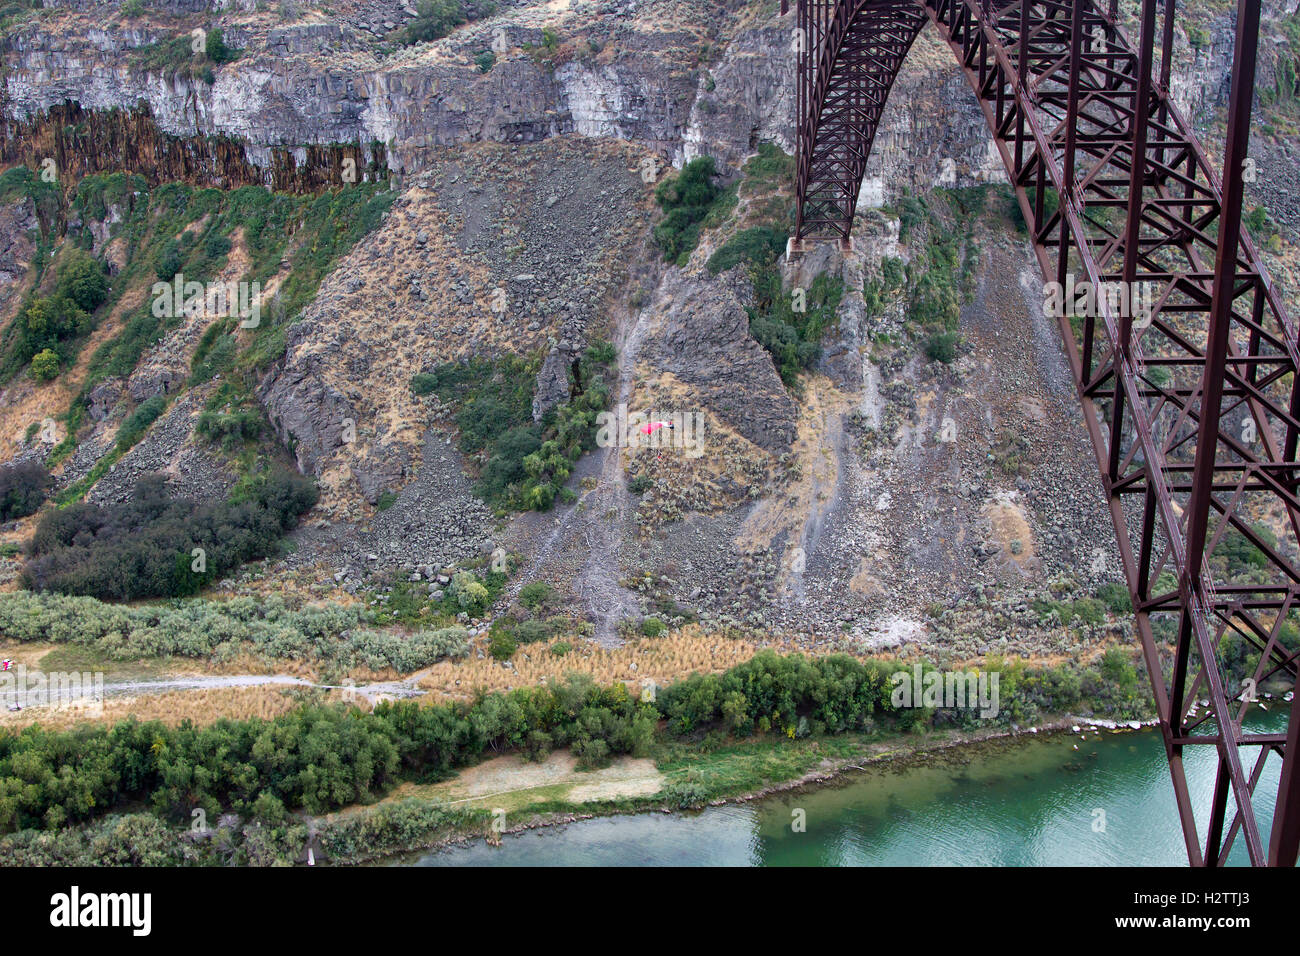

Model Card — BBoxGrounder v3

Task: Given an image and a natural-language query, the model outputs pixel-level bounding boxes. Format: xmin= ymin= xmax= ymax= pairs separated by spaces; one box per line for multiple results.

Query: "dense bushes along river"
xmin=0 ymin=648 xmax=1151 ymax=858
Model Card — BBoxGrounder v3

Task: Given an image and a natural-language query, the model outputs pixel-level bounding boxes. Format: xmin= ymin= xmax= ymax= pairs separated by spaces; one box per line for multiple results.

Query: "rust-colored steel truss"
xmin=786 ymin=0 xmax=1300 ymax=865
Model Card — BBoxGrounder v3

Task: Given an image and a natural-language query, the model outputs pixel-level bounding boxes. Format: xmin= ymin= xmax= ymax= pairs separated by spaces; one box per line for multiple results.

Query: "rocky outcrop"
xmin=644 ymin=268 xmax=797 ymax=454
xmin=0 ymin=196 xmax=37 ymax=303
xmin=532 ymin=342 xmax=579 ymax=422
xmin=259 ymin=333 xmax=364 ymax=477
xmin=0 ymin=101 xmax=387 ymax=194
xmin=0 ymin=2 xmax=989 ymax=201
xmin=0 ymin=11 xmax=703 ymax=182
xmin=681 ymin=19 xmax=796 ymax=173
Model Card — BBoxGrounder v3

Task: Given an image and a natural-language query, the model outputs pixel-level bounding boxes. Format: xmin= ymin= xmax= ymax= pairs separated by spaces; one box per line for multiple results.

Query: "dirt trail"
xmin=571 ymin=298 xmax=652 ymax=645
xmin=8 ymin=669 xmax=435 ymax=714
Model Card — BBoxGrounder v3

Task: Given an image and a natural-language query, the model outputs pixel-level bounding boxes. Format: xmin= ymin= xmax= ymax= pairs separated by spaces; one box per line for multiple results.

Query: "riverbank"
xmin=409 ymin=703 xmax=1296 ymax=867
xmin=361 ymin=712 xmax=1158 ymax=866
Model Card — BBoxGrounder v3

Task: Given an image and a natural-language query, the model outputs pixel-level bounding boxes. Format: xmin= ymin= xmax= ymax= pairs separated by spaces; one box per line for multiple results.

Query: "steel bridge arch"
xmin=784 ymin=0 xmax=1300 ymax=865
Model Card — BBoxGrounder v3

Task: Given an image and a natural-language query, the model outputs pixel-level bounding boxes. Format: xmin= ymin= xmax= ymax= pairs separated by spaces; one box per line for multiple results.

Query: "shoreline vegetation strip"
xmin=0 ymin=647 xmax=1168 ymax=864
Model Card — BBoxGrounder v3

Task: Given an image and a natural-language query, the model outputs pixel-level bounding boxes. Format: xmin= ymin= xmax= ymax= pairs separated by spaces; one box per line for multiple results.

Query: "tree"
xmin=23 ymin=299 xmax=52 ymax=337
xmin=55 ymin=251 xmax=109 ymax=312
xmin=0 ymin=461 xmax=52 ymax=520
xmin=29 ymin=348 xmax=60 ymax=381
xmin=205 ymin=28 xmax=236 ymax=64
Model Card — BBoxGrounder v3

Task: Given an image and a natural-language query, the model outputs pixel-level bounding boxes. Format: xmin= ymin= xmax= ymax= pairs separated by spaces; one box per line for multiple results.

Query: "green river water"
xmin=407 ymin=707 xmax=1291 ymax=866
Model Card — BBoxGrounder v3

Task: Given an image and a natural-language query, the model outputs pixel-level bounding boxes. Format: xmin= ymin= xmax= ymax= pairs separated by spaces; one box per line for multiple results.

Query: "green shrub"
xmin=339 ymin=625 xmax=470 ymax=671
xmin=640 ymin=616 xmax=666 ymax=637
xmin=28 ymin=348 xmax=60 ymax=381
xmin=0 ymin=590 xmax=470 ymax=672
xmin=513 ymin=619 xmax=553 ymax=644
xmin=154 ymin=238 xmax=182 ymax=280
xmin=653 ymin=157 xmax=722 ymax=264
xmin=1071 ymin=597 xmax=1106 ymax=626
xmin=747 ymin=271 xmax=843 ymax=386
xmin=402 ymin=0 xmax=468 ymax=44
xmin=204 ymin=28 xmax=238 ymax=64
xmin=923 ymin=330 xmax=961 ymax=363
xmin=317 ymin=801 xmax=481 ymax=864
xmin=409 ymin=372 xmax=438 ymax=396
xmin=115 ymin=394 xmax=167 ymax=451
xmin=194 ymin=406 xmax=263 ymax=449
xmin=627 ymin=472 xmax=652 ymax=495
xmin=1098 ymin=646 xmax=1139 ymax=693
xmin=1219 ymin=523 xmax=1277 ymax=575
xmin=202 ymin=232 xmax=232 ymax=260
xmin=1096 ymin=582 xmax=1131 ymax=614
xmin=477 ymin=426 xmax=543 ymax=504
xmin=519 ymin=580 xmax=556 ymax=611
xmin=449 ymin=571 xmax=491 ymax=616
xmin=489 ymin=631 xmax=518 ymax=661
xmin=56 ymin=251 xmax=110 ymax=312
xmin=0 ymin=461 xmax=51 ymax=521
xmin=21 ymin=471 xmax=317 ymax=600
xmin=706 ymin=226 xmax=787 ymax=275
xmin=661 ymin=780 xmax=711 ymax=809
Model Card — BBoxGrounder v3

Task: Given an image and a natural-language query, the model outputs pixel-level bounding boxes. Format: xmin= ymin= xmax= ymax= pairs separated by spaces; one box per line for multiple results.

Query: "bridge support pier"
xmin=785 ymin=236 xmax=854 ymax=261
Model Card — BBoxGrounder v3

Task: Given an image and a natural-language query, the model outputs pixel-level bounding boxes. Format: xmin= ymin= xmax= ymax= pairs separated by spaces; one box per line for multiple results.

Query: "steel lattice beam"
xmin=789 ymin=0 xmax=1300 ymax=865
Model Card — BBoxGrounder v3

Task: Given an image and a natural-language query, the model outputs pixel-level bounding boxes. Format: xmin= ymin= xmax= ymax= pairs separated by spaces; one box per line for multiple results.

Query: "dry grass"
xmin=421 ymin=625 xmax=764 ymax=701
xmin=276 ymin=174 xmax=502 ymax=514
